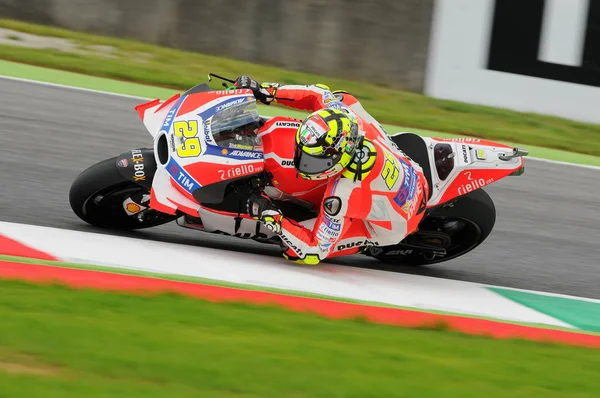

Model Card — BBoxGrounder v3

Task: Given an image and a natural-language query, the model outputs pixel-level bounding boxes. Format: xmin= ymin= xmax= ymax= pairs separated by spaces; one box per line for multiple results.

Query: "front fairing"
xmin=147 ymin=89 xmax=266 ymax=217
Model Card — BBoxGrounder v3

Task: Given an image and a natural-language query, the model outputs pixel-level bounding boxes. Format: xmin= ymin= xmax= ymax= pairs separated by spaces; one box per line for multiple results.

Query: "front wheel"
xmin=69 ymin=157 xmax=179 ymax=229
xmin=370 ymin=188 xmax=496 ymax=266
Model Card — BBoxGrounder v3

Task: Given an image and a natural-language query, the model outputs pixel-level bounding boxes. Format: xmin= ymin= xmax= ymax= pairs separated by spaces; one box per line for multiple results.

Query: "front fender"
xmin=115 ymin=148 xmax=157 ymax=190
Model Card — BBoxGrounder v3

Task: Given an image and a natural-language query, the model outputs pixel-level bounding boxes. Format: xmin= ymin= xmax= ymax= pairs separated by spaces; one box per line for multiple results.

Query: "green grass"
xmin=1 ymin=19 xmax=600 ymax=157
xmin=0 ymin=279 xmax=599 ymax=398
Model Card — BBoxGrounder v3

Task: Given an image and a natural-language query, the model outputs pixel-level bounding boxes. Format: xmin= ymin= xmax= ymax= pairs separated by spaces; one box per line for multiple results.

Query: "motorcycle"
xmin=69 ymin=74 xmax=528 ymax=266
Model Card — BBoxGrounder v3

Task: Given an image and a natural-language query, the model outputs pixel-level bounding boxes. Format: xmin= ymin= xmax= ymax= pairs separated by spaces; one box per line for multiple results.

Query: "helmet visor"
xmin=294 ymin=146 xmax=341 ymax=175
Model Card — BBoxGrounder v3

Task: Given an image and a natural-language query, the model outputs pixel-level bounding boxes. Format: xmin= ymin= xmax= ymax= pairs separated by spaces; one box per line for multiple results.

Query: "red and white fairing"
xmin=134 ymin=90 xmax=266 ymax=230
xmin=393 ymin=135 xmax=526 ymax=207
xmin=133 ymin=86 xmax=526 ymax=243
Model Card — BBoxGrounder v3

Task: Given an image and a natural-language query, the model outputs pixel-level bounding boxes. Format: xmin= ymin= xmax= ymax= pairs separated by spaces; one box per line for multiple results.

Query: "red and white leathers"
xmin=257 ymin=84 xmax=430 ymax=265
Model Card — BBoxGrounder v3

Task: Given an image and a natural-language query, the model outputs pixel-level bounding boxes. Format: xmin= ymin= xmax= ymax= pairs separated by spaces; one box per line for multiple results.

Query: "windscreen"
xmin=209 ymin=99 xmax=262 ymax=150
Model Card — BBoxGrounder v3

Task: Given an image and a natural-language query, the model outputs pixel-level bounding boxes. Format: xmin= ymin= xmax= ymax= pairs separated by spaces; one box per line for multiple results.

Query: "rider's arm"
xmin=270 ymin=83 xmax=391 ymax=141
xmin=276 ymin=177 xmax=371 ymax=265
xmin=267 ymin=83 xmax=340 ymax=113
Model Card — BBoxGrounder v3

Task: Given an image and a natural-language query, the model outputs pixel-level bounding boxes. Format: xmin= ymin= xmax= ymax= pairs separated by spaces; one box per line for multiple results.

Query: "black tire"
xmin=69 ymin=157 xmax=178 ymax=229
xmin=372 ymin=188 xmax=496 ymax=266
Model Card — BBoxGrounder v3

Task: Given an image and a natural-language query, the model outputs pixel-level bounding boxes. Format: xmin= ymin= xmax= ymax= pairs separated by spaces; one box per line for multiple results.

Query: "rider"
xmin=235 ymin=76 xmax=430 ymax=265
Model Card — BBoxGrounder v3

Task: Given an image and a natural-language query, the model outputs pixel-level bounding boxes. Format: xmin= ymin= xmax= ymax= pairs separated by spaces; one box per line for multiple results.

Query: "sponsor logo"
xmin=457 ymin=177 xmax=494 ymax=195
xmin=228 ymin=143 xmax=254 ymax=150
xmin=390 ymin=159 xmax=424 ymax=218
xmin=299 ymin=127 xmax=316 ymax=145
xmin=123 ymin=198 xmax=146 ymax=216
xmin=229 ymin=150 xmax=262 ymax=159
xmin=317 ymin=216 xmax=342 ymax=244
xmin=318 ymin=241 xmax=333 ymax=250
xmin=216 ymin=98 xmax=246 ymax=112
xmin=130 ymin=149 xmax=146 ymax=181
xmin=203 ymin=120 xmax=212 ymax=142
xmin=323 ymin=215 xmax=341 ymax=231
xmin=300 ymin=118 xmax=328 ymax=145
xmin=316 ymin=229 xmax=336 ymax=246
xmin=405 ymin=181 xmax=425 ymax=218
xmin=221 ymin=148 xmax=229 ymax=155
xmin=278 ymin=233 xmax=304 ymax=257
xmin=325 ymin=101 xmax=350 ymax=111
xmin=275 ymin=121 xmax=301 ymax=128
xmin=281 ymin=159 xmax=295 ymax=167
xmin=386 ymin=249 xmax=414 ymax=256
xmin=166 ymin=159 xmax=199 ymax=192
xmin=162 ymin=107 xmax=177 ymax=128
xmin=323 ymin=196 xmax=342 ymax=216
xmin=170 ymin=133 xmax=176 ymax=152
xmin=218 ymin=164 xmax=262 ymax=180
xmin=177 ymin=173 xmax=196 ymax=191
xmin=461 ymin=145 xmax=471 ymax=164
xmin=125 ymin=203 xmax=142 ymax=214
xmin=393 ymin=159 xmax=417 ymax=208
xmin=450 ymin=138 xmax=481 ymax=143
xmin=214 ymin=89 xmax=251 ymax=95
xmin=117 ymin=158 xmax=128 ymax=168
xmin=159 ymin=97 xmax=184 ymax=137
xmin=168 ymin=162 xmax=180 ymax=176
xmin=337 ymin=239 xmax=380 ymax=251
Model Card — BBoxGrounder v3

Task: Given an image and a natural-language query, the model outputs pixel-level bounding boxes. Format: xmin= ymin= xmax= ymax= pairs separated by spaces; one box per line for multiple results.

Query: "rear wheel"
xmin=371 ymin=188 xmax=496 ymax=266
xmin=69 ymin=157 xmax=178 ymax=229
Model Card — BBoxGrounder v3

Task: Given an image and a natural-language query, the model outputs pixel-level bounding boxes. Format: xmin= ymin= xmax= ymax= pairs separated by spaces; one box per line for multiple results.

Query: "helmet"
xmin=293 ymin=109 xmax=360 ymax=180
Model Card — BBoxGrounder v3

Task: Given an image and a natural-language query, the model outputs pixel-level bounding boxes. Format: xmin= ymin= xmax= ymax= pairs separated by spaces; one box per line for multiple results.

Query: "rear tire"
xmin=372 ymin=188 xmax=496 ymax=266
xmin=69 ymin=157 xmax=178 ymax=229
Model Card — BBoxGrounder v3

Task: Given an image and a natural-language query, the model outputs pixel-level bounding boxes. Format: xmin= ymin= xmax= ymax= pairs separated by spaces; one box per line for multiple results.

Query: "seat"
xmin=390 ymin=133 xmax=433 ymax=200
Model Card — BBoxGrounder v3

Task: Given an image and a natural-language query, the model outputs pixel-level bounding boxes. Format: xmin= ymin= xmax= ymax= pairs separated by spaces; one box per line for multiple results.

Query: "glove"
xmin=247 ymin=192 xmax=283 ymax=234
xmin=235 ymin=76 xmax=275 ymax=105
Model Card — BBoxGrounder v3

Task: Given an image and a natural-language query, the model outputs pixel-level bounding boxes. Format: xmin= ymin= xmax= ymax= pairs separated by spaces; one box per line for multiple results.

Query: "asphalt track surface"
xmin=1 ymin=78 xmax=599 ymax=299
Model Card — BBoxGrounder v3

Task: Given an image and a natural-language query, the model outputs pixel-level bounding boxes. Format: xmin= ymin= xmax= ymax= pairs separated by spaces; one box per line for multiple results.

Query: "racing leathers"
xmin=245 ymin=81 xmax=430 ymax=265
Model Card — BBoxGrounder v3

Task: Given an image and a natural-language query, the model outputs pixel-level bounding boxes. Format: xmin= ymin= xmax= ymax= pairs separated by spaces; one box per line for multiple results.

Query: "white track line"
xmin=2 ymin=74 xmax=599 ymax=170
xmin=524 ymin=156 xmax=600 ymax=170
xmin=0 ymin=74 xmax=149 ymax=100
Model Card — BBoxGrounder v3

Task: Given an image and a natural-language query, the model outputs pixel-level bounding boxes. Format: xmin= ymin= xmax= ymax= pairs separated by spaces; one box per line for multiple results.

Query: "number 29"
xmin=174 ymin=120 xmax=201 ymax=158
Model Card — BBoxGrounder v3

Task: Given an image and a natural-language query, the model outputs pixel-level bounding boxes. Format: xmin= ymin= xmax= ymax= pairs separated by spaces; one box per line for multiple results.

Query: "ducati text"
xmin=337 ymin=239 xmax=380 ymax=251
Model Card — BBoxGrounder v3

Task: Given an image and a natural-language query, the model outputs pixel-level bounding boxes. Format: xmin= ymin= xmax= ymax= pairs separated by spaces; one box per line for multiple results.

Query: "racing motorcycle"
xmin=69 ymin=74 xmax=528 ymax=266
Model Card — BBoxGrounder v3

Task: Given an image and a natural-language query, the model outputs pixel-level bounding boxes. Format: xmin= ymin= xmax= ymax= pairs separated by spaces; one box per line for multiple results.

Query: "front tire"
xmin=69 ymin=157 xmax=178 ymax=229
xmin=372 ymin=188 xmax=496 ymax=266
